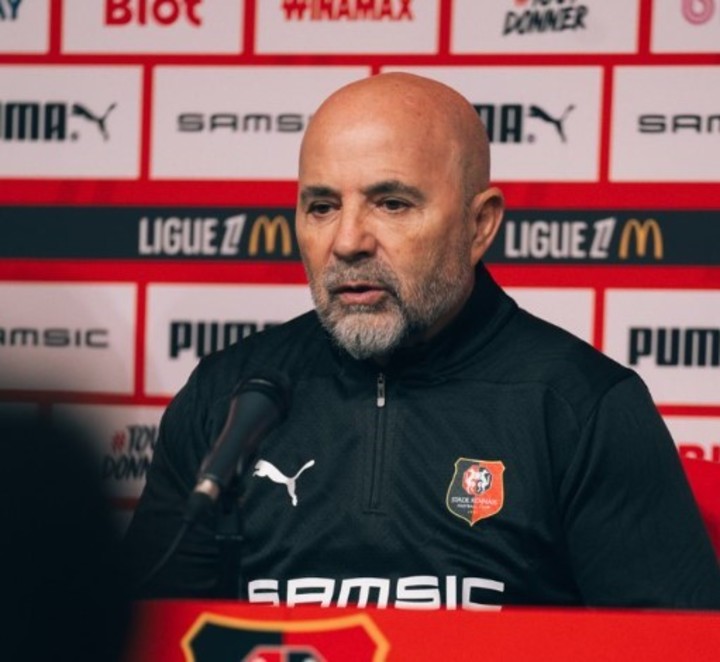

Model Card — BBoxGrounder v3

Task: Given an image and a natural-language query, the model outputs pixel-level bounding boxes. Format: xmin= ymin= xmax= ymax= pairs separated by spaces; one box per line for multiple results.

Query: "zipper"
xmin=376 ymin=372 xmax=386 ymax=408
xmin=367 ymin=372 xmax=387 ymax=510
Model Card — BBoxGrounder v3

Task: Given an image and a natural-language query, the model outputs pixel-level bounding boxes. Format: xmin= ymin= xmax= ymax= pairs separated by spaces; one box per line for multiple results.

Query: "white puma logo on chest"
xmin=252 ymin=459 xmax=315 ymax=506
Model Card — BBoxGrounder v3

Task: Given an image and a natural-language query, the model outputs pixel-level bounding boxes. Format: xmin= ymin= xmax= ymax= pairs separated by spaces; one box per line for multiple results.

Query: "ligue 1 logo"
xmin=446 ymin=458 xmax=505 ymax=526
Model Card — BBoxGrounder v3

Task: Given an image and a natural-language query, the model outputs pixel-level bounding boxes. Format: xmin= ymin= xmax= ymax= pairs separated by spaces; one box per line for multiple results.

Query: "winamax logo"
xmin=502 ymin=0 xmax=589 ymax=36
xmin=281 ymin=0 xmax=413 ymax=21
xmin=473 ymin=102 xmax=575 ymax=144
xmin=0 ymin=0 xmax=23 ymax=21
xmin=104 ymin=0 xmax=202 ymax=26
xmin=0 ymin=100 xmax=117 ymax=143
xmin=102 ymin=423 xmax=157 ymax=483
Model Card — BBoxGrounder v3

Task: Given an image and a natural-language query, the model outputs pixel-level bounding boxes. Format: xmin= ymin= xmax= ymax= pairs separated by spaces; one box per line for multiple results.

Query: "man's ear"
xmin=469 ymin=186 xmax=504 ymax=265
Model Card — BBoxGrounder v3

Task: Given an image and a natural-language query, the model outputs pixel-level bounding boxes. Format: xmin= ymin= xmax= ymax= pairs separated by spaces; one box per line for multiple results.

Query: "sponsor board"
xmin=610 ymin=66 xmax=720 ymax=182
xmin=62 ymin=0 xmax=243 ymax=54
xmin=53 ymin=403 xmax=165 ymax=500
xmin=145 ymin=284 xmax=314 ymax=396
xmin=2 ymin=207 xmax=718 ymax=265
xmin=604 ymin=290 xmax=720 ymax=405
xmin=383 ymin=66 xmax=601 ymax=181
xmin=0 ymin=283 xmax=136 ymax=394
xmin=486 ymin=212 xmax=717 ymax=264
xmin=151 ymin=66 xmax=369 ymax=180
xmin=256 ymin=0 xmax=438 ymax=54
xmin=491 ymin=214 xmax=617 ymax=263
xmin=0 ymin=0 xmax=49 ymax=54
xmin=506 ymin=287 xmax=594 ymax=343
xmin=0 ymin=207 xmax=302 ymax=261
xmin=664 ymin=415 xmax=720 ymax=464
xmin=652 ymin=0 xmax=720 ymax=53
xmin=452 ymin=0 xmax=639 ymax=54
xmin=0 ymin=66 xmax=142 ymax=178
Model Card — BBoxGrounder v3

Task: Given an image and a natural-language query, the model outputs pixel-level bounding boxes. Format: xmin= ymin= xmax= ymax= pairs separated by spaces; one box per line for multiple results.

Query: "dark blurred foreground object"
xmin=0 ymin=412 xmax=132 ymax=662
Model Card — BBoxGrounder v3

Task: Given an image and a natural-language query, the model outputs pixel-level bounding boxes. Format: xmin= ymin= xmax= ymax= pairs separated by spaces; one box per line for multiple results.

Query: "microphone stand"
xmin=214 ymin=473 xmax=245 ymax=599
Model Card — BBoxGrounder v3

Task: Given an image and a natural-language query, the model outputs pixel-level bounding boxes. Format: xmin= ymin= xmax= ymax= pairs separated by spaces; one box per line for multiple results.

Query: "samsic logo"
xmin=178 ymin=112 xmax=309 ymax=134
xmin=105 ymin=0 xmax=202 ymax=26
xmin=638 ymin=113 xmax=720 ymax=135
xmin=682 ymin=0 xmax=716 ymax=25
xmin=102 ymin=423 xmax=157 ymax=482
xmin=0 ymin=0 xmax=24 ymax=21
xmin=0 ymin=327 xmax=109 ymax=348
xmin=473 ymin=103 xmax=575 ymax=144
xmin=629 ymin=328 xmax=720 ymax=368
xmin=502 ymin=0 xmax=589 ymax=36
xmin=0 ymin=101 xmax=116 ymax=142
xmin=169 ymin=321 xmax=279 ymax=359
xmin=281 ymin=0 xmax=413 ymax=21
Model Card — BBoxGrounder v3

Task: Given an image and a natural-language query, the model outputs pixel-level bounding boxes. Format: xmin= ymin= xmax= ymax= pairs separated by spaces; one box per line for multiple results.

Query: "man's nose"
xmin=331 ymin=207 xmax=377 ymax=261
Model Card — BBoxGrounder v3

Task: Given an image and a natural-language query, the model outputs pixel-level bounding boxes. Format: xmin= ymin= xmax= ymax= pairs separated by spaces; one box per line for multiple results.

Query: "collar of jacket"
xmin=328 ymin=262 xmax=518 ymax=384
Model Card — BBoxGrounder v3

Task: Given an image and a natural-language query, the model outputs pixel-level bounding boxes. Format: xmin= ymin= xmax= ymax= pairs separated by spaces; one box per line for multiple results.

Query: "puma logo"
xmin=253 ymin=459 xmax=315 ymax=506
xmin=528 ymin=104 xmax=575 ymax=143
xmin=71 ymin=102 xmax=116 ymax=141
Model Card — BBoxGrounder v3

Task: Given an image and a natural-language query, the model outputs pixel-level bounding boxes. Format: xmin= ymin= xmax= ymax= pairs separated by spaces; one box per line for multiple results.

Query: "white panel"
xmin=256 ymin=0 xmax=439 ymax=54
xmin=610 ymin=66 xmax=720 ymax=182
xmin=507 ymin=287 xmax=594 ymax=343
xmin=145 ymin=283 xmax=314 ymax=396
xmin=452 ymin=0 xmax=639 ymax=54
xmin=54 ymin=403 xmax=165 ymax=500
xmin=383 ymin=66 xmax=602 ymax=181
xmin=0 ymin=0 xmax=50 ymax=54
xmin=604 ymin=289 xmax=720 ymax=405
xmin=0 ymin=66 xmax=142 ymax=178
xmin=0 ymin=283 xmax=136 ymax=394
xmin=652 ymin=1 xmax=720 ymax=53
xmin=62 ymin=0 xmax=243 ymax=54
xmin=151 ymin=66 xmax=370 ymax=180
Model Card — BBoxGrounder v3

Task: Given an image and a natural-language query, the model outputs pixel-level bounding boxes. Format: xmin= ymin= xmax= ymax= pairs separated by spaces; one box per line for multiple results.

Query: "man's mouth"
xmin=330 ymin=281 xmax=389 ymax=306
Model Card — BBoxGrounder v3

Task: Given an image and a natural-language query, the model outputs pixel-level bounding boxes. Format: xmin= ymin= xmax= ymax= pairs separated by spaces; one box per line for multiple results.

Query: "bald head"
xmin=300 ymin=72 xmax=492 ymax=200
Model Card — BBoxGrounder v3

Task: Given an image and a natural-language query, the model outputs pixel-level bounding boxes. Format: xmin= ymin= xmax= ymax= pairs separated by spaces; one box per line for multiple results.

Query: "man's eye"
xmin=308 ymin=202 xmax=334 ymax=216
xmin=380 ymin=198 xmax=409 ymax=212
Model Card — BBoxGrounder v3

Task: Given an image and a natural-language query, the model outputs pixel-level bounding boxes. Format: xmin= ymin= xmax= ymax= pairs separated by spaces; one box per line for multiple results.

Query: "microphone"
xmin=184 ymin=372 xmax=291 ymax=524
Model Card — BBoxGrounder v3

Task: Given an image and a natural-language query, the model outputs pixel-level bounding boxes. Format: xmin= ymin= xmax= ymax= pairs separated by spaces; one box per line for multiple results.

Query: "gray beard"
xmin=309 ymin=258 xmax=472 ymax=360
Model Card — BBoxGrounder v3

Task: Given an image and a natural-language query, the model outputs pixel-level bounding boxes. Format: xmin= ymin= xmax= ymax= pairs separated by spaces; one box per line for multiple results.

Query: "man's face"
xmin=296 ymin=114 xmax=477 ymax=360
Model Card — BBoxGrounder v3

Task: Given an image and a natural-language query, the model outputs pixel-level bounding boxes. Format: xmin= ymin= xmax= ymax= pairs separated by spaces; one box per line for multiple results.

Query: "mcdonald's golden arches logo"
xmin=248 ymin=215 xmax=294 ymax=257
xmin=618 ymin=218 xmax=664 ymax=260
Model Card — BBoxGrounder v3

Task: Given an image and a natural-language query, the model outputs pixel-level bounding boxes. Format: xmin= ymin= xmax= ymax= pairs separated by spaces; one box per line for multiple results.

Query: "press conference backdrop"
xmin=0 ymin=1 xmax=719 ymax=528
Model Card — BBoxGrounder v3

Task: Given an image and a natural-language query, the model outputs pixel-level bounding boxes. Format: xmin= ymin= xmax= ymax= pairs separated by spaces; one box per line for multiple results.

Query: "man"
xmin=125 ymin=73 xmax=720 ymax=608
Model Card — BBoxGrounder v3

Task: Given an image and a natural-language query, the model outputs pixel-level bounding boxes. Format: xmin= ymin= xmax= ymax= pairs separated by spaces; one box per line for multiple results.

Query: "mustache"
xmin=322 ymin=260 xmax=401 ymax=297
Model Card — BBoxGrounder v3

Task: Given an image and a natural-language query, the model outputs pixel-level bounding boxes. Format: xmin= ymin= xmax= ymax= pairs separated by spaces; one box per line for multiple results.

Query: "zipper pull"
xmin=376 ymin=373 xmax=386 ymax=408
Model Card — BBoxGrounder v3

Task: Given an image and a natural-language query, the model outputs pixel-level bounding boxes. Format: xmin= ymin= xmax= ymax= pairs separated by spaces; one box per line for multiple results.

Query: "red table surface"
xmin=125 ymin=600 xmax=720 ymax=662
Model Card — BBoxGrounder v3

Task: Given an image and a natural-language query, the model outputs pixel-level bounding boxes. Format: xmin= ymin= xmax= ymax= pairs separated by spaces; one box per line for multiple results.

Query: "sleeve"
xmin=558 ymin=375 xmax=720 ymax=609
xmin=122 ymin=365 xmax=224 ymax=598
